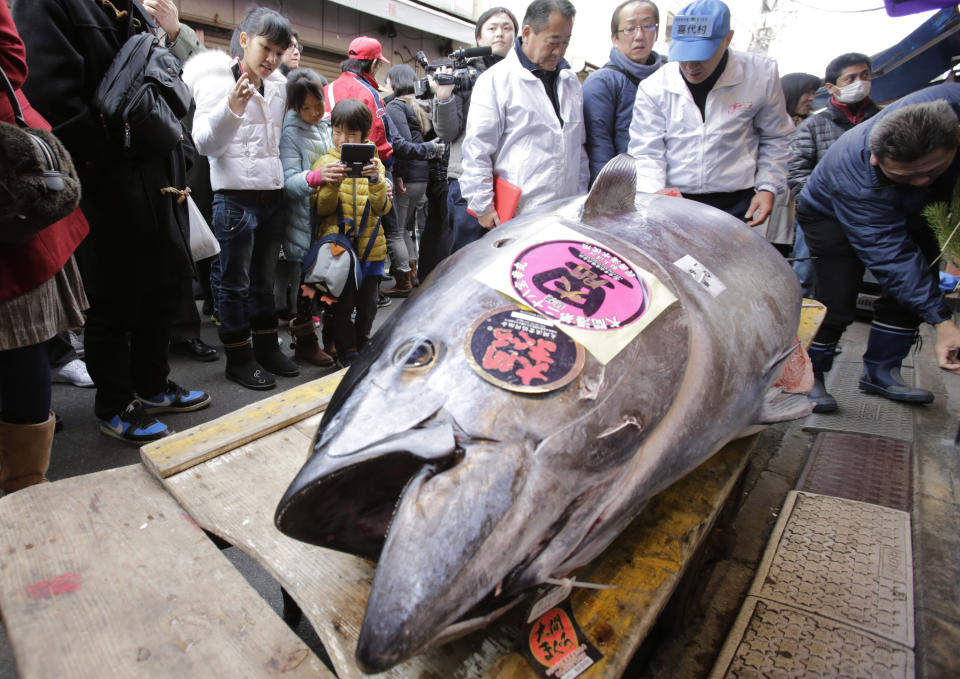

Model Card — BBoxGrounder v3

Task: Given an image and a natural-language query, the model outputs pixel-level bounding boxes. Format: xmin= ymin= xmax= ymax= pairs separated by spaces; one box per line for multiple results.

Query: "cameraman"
xmin=432 ymin=7 xmax=518 ymax=255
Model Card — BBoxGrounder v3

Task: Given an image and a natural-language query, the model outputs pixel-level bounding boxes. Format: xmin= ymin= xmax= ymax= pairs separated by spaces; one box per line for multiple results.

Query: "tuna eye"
xmin=393 ymin=338 xmax=436 ymax=369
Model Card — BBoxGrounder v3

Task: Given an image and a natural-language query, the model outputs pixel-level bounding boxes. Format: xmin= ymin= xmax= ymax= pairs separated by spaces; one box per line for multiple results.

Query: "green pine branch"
xmin=924 ymin=178 xmax=960 ymax=267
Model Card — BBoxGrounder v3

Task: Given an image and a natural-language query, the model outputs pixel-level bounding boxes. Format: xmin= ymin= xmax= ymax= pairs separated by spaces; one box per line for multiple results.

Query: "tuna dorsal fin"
xmin=581 ymin=154 xmax=637 ymax=221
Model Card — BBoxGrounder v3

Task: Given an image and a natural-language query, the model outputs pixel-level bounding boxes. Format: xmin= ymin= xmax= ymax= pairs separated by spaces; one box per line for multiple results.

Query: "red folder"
xmin=493 ymin=176 xmax=522 ymax=223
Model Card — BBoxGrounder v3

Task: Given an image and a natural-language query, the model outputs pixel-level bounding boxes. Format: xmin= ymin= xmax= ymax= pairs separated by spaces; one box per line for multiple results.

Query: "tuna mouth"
xmin=274 ymin=417 xmax=462 ymax=560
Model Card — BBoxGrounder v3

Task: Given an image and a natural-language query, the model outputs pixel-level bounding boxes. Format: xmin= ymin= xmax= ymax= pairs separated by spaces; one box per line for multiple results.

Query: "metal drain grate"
xmin=803 ymin=360 xmax=917 ymax=442
xmin=709 ymin=598 xmax=914 ymax=679
xmin=750 ymin=492 xmax=914 ymax=647
xmin=797 ymin=432 xmax=913 ymax=512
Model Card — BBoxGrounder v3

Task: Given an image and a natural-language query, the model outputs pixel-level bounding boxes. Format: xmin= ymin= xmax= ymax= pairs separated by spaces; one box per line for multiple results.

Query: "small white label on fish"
xmin=674 ymin=255 xmax=726 ymax=297
xmin=527 ymin=581 xmax=573 ymax=623
xmin=511 ymin=311 xmax=555 ymax=326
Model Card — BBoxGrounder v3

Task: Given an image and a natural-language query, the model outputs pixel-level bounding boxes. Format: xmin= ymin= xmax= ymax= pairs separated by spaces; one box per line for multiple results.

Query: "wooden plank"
xmin=480 ymin=437 xmax=755 ymax=678
xmin=141 ymin=370 xmax=344 ymax=479
xmin=157 ymin=424 xmax=524 ymax=678
xmin=158 ymin=417 xmax=755 ymax=678
xmin=799 ymin=299 xmax=827 ymax=350
xmin=0 ymin=465 xmax=331 ymax=679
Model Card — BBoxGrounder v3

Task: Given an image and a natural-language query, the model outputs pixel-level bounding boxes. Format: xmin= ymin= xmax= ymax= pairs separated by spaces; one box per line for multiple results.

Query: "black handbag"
xmin=0 ymin=65 xmax=81 ymax=245
xmin=92 ymin=2 xmax=191 ymax=157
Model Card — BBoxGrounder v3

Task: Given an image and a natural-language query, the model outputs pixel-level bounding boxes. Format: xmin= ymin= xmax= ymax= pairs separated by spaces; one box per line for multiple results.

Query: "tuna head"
xmin=274 ymin=260 xmax=690 ymax=673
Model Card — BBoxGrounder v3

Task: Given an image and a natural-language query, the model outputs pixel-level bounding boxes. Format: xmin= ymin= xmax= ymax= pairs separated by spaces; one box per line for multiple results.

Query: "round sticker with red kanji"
xmin=465 ymin=307 xmax=585 ymax=394
xmin=528 ymin=607 xmax=580 ymax=668
xmin=510 ymin=240 xmax=649 ymax=330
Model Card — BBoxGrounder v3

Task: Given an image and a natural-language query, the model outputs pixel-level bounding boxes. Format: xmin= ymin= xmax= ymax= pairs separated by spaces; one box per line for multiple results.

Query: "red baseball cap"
xmin=347 ymin=36 xmax=389 ymax=63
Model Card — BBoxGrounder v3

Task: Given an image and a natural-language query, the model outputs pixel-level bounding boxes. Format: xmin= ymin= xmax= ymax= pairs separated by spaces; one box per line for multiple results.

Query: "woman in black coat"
xmin=383 ymin=64 xmax=441 ymax=291
xmin=12 ymin=0 xmax=210 ymax=444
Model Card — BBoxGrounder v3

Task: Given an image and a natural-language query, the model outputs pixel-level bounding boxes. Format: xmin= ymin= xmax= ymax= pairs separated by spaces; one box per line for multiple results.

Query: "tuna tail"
xmin=581 ymin=154 xmax=637 ymax=221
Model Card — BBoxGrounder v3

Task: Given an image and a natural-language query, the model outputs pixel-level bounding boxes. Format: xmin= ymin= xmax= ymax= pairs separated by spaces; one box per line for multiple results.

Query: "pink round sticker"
xmin=510 ymin=240 xmax=649 ymax=330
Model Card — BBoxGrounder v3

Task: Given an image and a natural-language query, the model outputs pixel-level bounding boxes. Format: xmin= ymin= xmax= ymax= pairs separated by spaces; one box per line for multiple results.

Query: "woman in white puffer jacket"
xmin=182 ymin=7 xmax=297 ymax=391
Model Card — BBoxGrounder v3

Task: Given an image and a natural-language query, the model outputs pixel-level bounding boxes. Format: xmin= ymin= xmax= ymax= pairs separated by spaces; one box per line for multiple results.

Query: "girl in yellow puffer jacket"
xmin=311 ymin=99 xmax=392 ymax=365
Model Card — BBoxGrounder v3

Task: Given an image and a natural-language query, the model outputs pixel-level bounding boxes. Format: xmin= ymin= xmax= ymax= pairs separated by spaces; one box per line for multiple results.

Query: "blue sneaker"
xmin=140 ymin=381 xmax=211 ymax=414
xmin=99 ymin=401 xmax=171 ymax=444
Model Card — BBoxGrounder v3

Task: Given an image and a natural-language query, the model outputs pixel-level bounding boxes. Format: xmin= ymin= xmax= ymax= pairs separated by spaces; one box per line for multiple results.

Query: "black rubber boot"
xmin=808 ymin=341 xmax=838 ymax=413
xmin=220 ymin=328 xmax=275 ymax=391
xmin=251 ymin=316 xmax=300 ymax=378
xmin=859 ymin=324 xmax=933 ymax=403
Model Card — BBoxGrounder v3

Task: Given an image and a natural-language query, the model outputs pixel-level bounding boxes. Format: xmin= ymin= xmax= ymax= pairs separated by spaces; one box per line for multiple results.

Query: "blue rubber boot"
xmin=859 ymin=324 xmax=933 ymax=403
xmin=808 ymin=341 xmax=838 ymax=413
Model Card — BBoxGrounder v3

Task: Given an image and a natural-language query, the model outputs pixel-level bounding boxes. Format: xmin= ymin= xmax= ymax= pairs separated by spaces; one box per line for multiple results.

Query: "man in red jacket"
xmin=324 ymin=36 xmax=393 ymax=167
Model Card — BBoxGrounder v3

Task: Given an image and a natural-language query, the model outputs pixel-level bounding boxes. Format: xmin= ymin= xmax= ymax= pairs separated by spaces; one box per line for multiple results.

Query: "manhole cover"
xmin=797 ymin=432 xmax=912 ymax=511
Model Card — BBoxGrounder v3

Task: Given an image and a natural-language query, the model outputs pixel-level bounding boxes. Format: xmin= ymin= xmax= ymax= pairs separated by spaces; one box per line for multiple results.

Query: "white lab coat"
xmin=460 ymin=47 xmax=589 ymax=218
xmin=183 ymin=49 xmax=286 ymax=192
xmin=627 ymin=50 xmax=793 ymax=196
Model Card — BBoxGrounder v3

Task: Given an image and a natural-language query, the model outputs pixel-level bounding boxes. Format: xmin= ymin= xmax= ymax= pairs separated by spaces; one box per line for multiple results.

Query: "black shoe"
xmin=377 ymin=293 xmax=392 ymax=308
xmin=252 ymin=330 xmax=300 ymax=377
xmin=170 ymin=337 xmax=219 ymax=362
xmin=221 ymin=332 xmax=276 ymax=391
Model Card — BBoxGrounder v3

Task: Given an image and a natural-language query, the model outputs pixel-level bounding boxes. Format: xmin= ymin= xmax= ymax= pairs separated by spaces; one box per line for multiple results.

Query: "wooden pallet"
xmin=137 ymin=370 xmax=756 ymax=678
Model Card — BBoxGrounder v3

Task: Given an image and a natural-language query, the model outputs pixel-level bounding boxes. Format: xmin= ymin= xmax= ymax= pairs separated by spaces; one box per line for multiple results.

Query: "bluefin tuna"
xmin=275 ymin=156 xmax=812 ymax=673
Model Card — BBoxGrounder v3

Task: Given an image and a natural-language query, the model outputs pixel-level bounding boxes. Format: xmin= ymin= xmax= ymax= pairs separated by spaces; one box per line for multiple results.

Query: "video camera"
xmin=413 ymin=46 xmax=492 ymax=99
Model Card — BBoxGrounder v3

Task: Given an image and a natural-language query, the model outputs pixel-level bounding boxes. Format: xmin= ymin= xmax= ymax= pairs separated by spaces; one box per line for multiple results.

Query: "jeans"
xmin=791 ymin=223 xmax=815 ymax=297
xmin=212 ymin=192 xmax=283 ymax=335
xmin=449 ymin=179 xmax=486 ymax=254
xmin=383 ymin=171 xmax=410 ymax=273
xmin=396 ymin=180 xmax=427 ymax=263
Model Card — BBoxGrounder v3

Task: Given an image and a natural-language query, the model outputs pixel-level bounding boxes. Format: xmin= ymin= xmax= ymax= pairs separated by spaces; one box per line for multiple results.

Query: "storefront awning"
xmin=326 ymin=0 xmax=475 ymax=45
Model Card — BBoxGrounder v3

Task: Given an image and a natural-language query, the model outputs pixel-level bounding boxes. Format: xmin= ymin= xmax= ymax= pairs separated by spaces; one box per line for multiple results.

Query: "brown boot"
xmin=409 ymin=260 xmax=419 ymax=287
xmin=382 ymin=270 xmax=413 ymax=298
xmin=0 ymin=413 xmax=55 ymax=493
xmin=290 ymin=320 xmax=335 ymax=367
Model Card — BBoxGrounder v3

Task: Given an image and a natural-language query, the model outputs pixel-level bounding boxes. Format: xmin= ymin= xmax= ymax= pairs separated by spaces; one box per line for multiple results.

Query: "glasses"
xmin=617 ymin=24 xmax=657 ymax=37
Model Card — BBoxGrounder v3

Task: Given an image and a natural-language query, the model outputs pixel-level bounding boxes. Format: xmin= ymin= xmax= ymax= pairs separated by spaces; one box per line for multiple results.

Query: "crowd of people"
xmin=2 ymin=0 xmax=960 ymax=492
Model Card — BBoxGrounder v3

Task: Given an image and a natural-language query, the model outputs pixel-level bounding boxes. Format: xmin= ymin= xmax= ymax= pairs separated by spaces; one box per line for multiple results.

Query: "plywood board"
xmin=159 ymin=425 xmax=522 ymax=679
xmin=158 ymin=414 xmax=755 ymax=678
xmin=141 ymin=370 xmax=344 ymax=479
xmin=0 ymin=465 xmax=331 ymax=679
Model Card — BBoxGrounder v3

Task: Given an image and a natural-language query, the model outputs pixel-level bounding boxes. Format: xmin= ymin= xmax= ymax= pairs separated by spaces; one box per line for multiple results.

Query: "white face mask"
xmin=835 ymin=79 xmax=871 ymax=104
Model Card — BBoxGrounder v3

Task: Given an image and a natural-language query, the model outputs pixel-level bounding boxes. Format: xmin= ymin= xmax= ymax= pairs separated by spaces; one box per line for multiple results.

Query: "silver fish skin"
xmin=274 ymin=157 xmax=809 ymax=673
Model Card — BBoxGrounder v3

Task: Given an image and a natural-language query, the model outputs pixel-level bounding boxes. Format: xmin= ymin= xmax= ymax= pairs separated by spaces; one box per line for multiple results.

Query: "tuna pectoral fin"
xmin=757 ymin=387 xmax=814 ymax=424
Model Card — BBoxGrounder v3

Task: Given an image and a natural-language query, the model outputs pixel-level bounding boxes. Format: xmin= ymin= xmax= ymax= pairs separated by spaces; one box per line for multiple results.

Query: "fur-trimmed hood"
xmin=182 ymin=49 xmax=285 ymax=97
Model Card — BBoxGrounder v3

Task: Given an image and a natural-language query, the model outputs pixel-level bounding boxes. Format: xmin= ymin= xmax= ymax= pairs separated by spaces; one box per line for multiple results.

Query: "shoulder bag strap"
xmin=0 ymin=66 xmax=27 ymax=128
xmin=357 ymin=202 xmax=379 ymax=263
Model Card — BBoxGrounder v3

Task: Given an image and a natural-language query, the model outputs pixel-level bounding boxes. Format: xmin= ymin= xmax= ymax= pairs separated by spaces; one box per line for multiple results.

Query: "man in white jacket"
xmin=459 ymin=0 xmax=589 ymax=241
xmin=627 ymin=0 xmax=793 ymax=225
